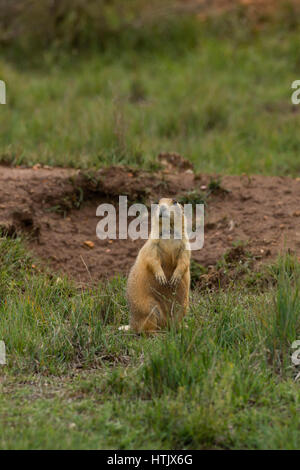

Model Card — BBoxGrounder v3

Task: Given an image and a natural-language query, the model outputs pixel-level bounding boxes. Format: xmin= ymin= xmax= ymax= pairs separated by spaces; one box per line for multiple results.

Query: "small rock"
xmin=228 ymin=220 xmax=235 ymax=231
xmin=32 ymin=163 xmax=41 ymax=170
xmin=83 ymin=240 xmax=94 ymax=249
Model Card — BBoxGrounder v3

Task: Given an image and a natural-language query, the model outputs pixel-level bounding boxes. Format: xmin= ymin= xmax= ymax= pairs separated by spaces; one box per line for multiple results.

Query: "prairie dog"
xmin=125 ymin=198 xmax=190 ymax=333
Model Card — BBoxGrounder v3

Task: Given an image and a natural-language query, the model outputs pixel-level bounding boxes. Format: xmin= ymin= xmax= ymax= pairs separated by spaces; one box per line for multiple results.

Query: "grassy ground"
xmin=1 ymin=11 xmax=300 ymax=175
xmin=2 ymin=5 xmax=300 ymax=450
xmin=1 ymin=235 xmax=300 ymax=449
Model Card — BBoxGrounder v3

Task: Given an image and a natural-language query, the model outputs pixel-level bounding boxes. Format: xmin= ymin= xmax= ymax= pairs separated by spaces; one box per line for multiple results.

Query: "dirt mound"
xmin=1 ymin=163 xmax=300 ymax=286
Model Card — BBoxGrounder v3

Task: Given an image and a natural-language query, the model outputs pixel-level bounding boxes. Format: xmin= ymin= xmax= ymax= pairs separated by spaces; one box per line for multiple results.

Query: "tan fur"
xmin=125 ymin=198 xmax=190 ymax=333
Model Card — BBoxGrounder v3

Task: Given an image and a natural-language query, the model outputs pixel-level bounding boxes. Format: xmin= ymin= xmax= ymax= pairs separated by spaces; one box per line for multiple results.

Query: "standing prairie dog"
xmin=124 ymin=198 xmax=190 ymax=333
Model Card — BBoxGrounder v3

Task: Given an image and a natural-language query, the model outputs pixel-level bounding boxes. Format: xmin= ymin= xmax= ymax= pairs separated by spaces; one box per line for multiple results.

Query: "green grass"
xmin=2 ymin=6 xmax=300 ymax=450
xmin=1 ymin=12 xmax=300 ymax=174
xmin=1 ymin=235 xmax=300 ymax=449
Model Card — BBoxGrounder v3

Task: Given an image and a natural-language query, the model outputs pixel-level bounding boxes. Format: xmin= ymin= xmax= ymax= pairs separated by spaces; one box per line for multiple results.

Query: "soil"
xmin=1 ymin=159 xmax=300 ymax=287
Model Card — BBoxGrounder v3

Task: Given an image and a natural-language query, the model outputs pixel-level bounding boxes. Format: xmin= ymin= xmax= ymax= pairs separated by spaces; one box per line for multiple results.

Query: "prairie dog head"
xmin=150 ymin=198 xmax=188 ymax=241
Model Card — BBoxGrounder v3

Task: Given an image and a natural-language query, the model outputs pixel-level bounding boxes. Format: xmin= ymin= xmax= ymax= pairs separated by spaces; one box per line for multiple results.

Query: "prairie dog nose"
xmin=159 ymin=204 xmax=169 ymax=216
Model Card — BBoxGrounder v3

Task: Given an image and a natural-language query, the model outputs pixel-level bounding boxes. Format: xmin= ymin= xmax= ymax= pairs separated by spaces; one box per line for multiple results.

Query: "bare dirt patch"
xmin=1 ymin=161 xmax=300 ymax=286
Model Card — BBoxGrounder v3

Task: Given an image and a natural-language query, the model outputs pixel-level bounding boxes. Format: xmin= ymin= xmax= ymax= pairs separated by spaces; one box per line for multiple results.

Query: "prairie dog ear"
xmin=177 ymin=201 xmax=184 ymax=210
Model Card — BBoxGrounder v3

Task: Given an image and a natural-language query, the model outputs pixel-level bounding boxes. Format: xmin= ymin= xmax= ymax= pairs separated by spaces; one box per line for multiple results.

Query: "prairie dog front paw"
xmin=170 ymin=271 xmax=182 ymax=286
xmin=155 ymin=271 xmax=167 ymax=285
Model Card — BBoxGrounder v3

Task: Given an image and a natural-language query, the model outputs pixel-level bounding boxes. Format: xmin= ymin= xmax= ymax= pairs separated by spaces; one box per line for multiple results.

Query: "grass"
xmin=1 ymin=235 xmax=300 ymax=449
xmin=1 ymin=4 xmax=300 ymax=450
xmin=1 ymin=11 xmax=300 ymax=174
